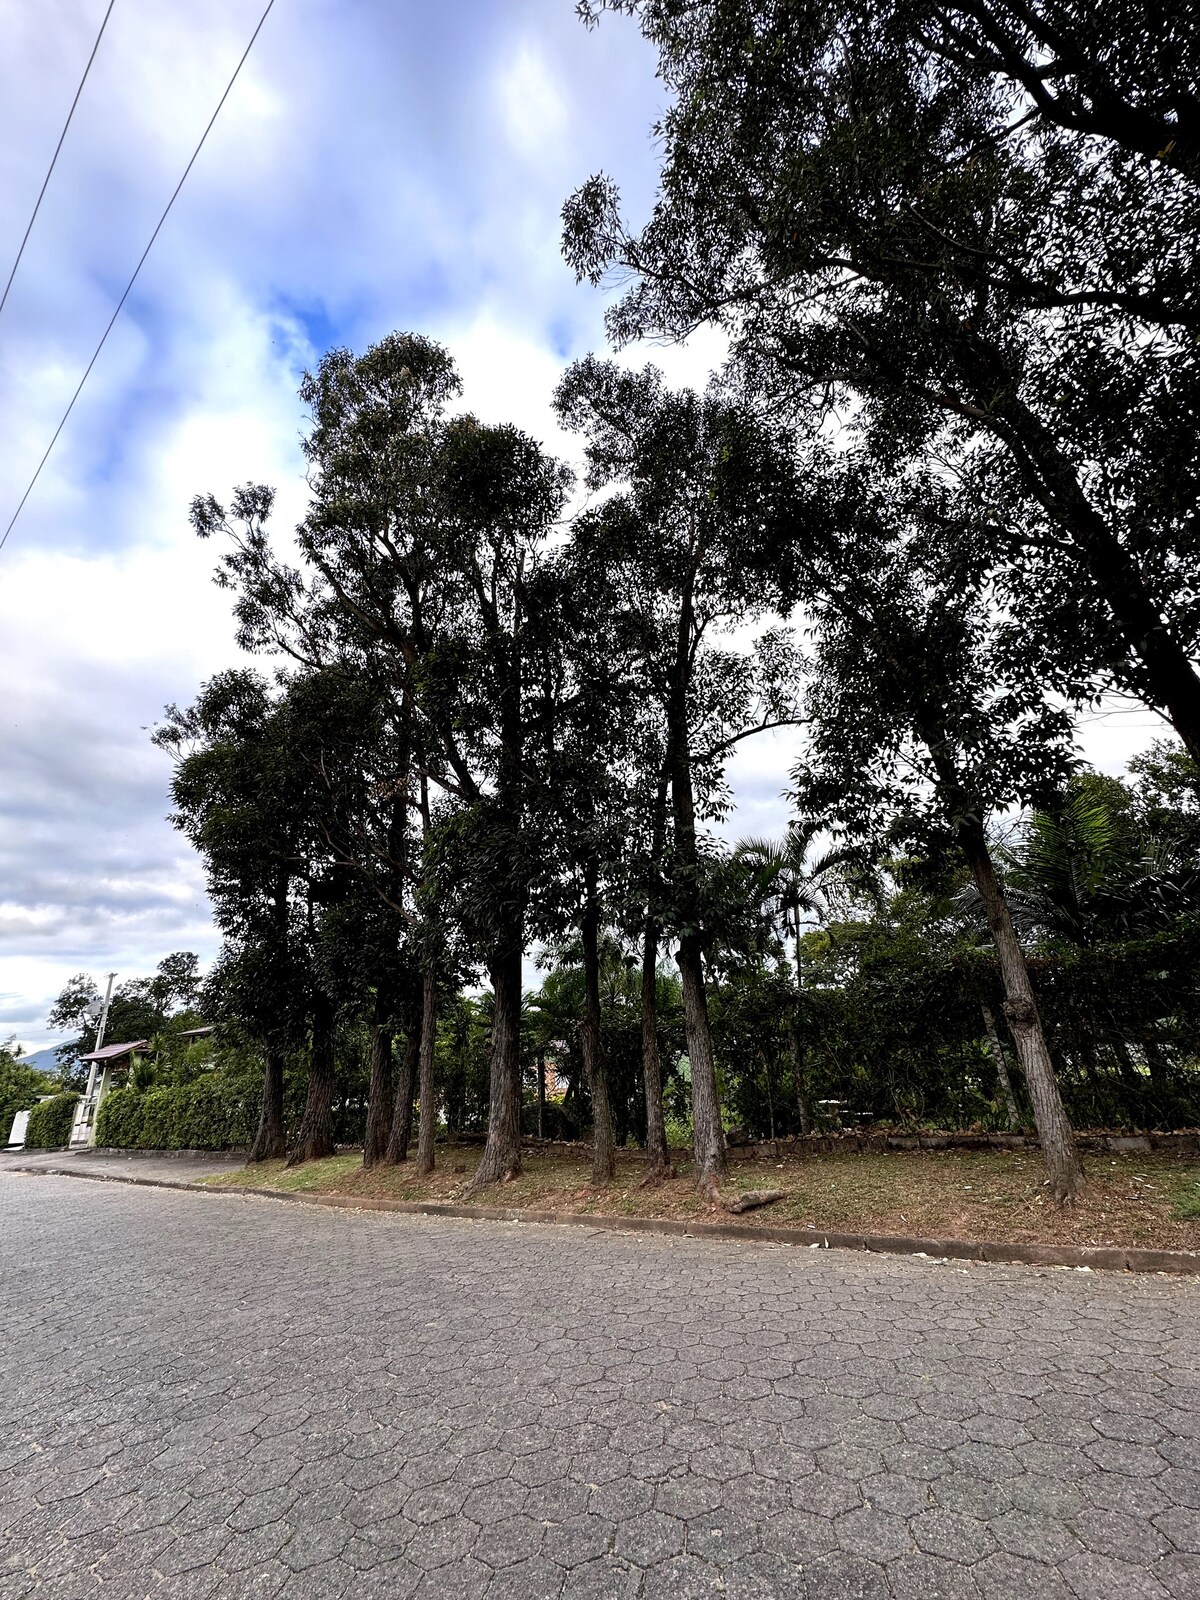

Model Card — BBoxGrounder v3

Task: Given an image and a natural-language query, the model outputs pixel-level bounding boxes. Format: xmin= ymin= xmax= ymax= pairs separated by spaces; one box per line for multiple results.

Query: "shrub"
xmin=24 ymin=1092 xmax=79 ymax=1149
xmin=93 ymin=1087 xmax=146 ymax=1148
xmin=0 ymin=1053 xmax=55 ymax=1144
xmin=95 ymin=1071 xmax=366 ymax=1152
xmin=95 ymin=1077 xmax=260 ymax=1151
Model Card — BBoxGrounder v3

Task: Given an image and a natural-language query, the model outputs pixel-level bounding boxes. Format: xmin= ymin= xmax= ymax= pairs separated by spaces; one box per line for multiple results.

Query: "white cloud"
xmin=497 ymin=41 xmax=569 ymax=157
xmin=0 ymin=0 xmax=1171 ymax=1057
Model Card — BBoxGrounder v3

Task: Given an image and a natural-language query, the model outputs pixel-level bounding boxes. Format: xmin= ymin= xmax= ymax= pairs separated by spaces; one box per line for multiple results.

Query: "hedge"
xmin=24 ymin=1093 xmax=79 ymax=1149
xmin=95 ymin=1078 xmax=260 ymax=1151
xmin=95 ymin=1075 xmax=368 ymax=1151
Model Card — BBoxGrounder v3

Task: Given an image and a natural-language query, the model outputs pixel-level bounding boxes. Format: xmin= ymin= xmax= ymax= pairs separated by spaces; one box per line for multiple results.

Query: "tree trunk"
xmin=286 ymin=992 xmax=337 ymax=1166
xmin=790 ymin=1024 xmax=814 ymax=1135
xmin=640 ymin=918 xmax=674 ymax=1178
xmin=982 ymin=1001 xmax=1022 ymax=1133
xmin=761 ymin=1048 xmax=777 ymax=1148
xmin=386 ymin=1022 xmax=417 ymax=1164
xmin=581 ymin=866 xmax=616 ymax=1185
xmin=467 ymin=944 xmax=524 ymax=1190
xmin=249 ymin=1040 xmax=286 ymax=1162
xmin=667 ymin=569 xmax=726 ymax=1198
xmin=963 ymin=831 xmax=1083 ymax=1201
xmin=415 ymin=965 xmax=438 ymax=1177
xmin=536 ymin=1049 xmax=545 ymax=1139
xmin=791 ymin=933 xmax=814 ymax=1135
xmin=363 ymin=991 xmax=394 ymax=1169
xmin=677 ymin=935 xmax=726 ymax=1199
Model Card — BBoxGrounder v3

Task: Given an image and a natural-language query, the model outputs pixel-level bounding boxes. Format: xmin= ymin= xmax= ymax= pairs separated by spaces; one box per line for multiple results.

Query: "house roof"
xmin=79 ymin=1039 xmax=150 ymax=1063
xmin=175 ymin=1026 xmax=214 ymax=1038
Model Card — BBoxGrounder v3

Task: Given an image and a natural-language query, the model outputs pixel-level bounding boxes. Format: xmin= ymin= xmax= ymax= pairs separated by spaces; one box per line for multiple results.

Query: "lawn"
xmin=201 ymin=1143 xmax=1200 ymax=1251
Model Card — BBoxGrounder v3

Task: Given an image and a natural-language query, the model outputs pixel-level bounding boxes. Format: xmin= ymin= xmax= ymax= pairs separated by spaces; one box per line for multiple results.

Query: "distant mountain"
xmin=19 ymin=1045 xmax=65 ymax=1079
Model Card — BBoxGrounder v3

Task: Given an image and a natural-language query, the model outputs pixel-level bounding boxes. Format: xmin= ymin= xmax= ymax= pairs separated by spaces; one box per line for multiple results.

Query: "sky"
xmin=0 ymin=0 xmax=1171 ymax=1054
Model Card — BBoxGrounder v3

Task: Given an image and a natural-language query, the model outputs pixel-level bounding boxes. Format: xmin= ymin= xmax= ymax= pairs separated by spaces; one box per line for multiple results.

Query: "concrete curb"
xmin=12 ymin=1161 xmax=1200 ymax=1276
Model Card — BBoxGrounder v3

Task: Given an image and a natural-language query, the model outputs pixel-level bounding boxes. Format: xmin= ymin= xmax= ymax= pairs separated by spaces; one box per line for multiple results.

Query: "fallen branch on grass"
xmin=722 ymin=1188 xmax=787 ymax=1214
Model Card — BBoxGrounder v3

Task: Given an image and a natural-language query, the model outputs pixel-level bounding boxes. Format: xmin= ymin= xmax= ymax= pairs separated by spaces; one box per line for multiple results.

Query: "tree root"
xmin=465 ymin=1159 xmax=520 ymax=1197
xmin=284 ymin=1139 xmax=334 ymax=1170
xmin=638 ymin=1163 xmax=678 ymax=1189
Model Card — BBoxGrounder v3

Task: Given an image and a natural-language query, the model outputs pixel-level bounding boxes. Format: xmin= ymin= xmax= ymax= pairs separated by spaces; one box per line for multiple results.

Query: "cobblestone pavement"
xmin=3 ymin=1173 xmax=1199 ymax=1600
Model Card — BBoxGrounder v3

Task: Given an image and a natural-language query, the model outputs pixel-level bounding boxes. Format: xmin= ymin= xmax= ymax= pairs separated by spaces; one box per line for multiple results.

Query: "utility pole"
xmin=75 ymin=972 xmax=116 ymax=1149
xmin=94 ymin=972 xmax=115 ymax=1053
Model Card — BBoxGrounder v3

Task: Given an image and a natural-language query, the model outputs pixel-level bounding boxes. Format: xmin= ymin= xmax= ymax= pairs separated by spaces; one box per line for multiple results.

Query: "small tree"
xmin=736 ymin=825 xmax=867 ymax=1134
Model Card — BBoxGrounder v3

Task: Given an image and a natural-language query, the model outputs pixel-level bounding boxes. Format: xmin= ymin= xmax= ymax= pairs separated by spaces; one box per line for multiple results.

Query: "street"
xmin=2 ymin=1171 xmax=1198 ymax=1598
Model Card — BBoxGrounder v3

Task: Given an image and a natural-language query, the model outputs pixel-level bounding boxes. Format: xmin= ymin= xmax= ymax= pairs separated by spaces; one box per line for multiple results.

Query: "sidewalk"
xmin=1 ymin=1147 xmax=242 ymax=1184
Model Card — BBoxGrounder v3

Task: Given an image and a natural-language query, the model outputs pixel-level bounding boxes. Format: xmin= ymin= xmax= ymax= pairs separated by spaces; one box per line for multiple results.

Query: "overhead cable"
xmin=0 ymin=0 xmax=117 ymax=320
xmin=0 ymin=0 xmax=279 ymax=555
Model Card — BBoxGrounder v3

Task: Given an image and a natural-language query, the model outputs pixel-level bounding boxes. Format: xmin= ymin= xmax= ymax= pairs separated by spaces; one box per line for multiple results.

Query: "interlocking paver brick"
xmin=1061 ymin=1550 xmax=1171 ymax=1599
xmin=3 ymin=1168 xmax=1198 ymax=1600
xmin=890 ymin=1550 xmax=983 ymax=1599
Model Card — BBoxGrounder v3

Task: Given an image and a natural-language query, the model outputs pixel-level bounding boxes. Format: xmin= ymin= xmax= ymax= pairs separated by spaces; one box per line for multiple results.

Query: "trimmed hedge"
xmin=24 ymin=1093 xmax=79 ymax=1149
xmin=96 ymin=1078 xmax=260 ymax=1151
xmin=95 ymin=1073 xmax=369 ymax=1152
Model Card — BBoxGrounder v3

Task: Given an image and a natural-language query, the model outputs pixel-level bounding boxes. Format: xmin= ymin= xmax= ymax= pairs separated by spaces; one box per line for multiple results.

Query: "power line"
xmin=0 ymin=0 xmax=117 ymax=321
xmin=0 ymin=0 xmax=279 ymax=556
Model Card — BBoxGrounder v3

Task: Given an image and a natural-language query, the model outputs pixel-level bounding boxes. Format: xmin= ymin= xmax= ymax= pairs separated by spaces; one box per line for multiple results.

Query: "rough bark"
xmin=677 ymin=935 xmax=726 ymax=1199
xmin=982 ymin=1001 xmax=1022 ymax=1133
xmin=415 ymin=965 xmax=438 ymax=1177
xmin=640 ymin=918 xmax=674 ymax=1179
xmin=536 ymin=1049 xmax=545 ymax=1139
xmin=725 ymin=1188 xmax=785 ymax=1214
xmin=363 ymin=991 xmax=394 ymax=1169
xmin=581 ymin=867 xmax=616 ymax=1185
xmin=286 ymin=992 xmax=337 ymax=1167
xmin=386 ymin=1022 xmax=417 ymax=1164
xmin=249 ymin=1040 xmax=287 ymax=1162
xmin=667 ymin=563 xmax=726 ymax=1198
xmin=467 ymin=944 xmax=524 ymax=1190
xmin=639 ymin=760 xmax=674 ymax=1180
xmin=964 ymin=830 xmax=1084 ymax=1201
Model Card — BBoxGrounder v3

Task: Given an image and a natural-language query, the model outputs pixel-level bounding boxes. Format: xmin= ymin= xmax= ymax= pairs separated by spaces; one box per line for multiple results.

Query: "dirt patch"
xmin=200 ymin=1144 xmax=1200 ymax=1251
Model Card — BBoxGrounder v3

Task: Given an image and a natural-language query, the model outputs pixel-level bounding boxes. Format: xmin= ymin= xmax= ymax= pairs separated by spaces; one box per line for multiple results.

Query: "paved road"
xmin=2 ymin=1175 xmax=1198 ymax=1600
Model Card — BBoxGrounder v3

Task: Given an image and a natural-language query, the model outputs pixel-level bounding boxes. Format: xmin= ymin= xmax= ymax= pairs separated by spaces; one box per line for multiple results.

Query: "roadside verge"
xmin=11 ymin=1161 xmax=1199 ymax=1275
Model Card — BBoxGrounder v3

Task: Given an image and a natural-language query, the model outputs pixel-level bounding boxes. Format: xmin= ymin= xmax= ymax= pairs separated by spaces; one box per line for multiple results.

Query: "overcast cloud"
xmin=0 ymin=0 xmax=1169 ymax=1051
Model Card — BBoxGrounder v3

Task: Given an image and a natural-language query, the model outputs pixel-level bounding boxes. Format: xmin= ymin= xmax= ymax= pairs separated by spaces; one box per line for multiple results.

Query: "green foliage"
xmin=24 ymin=1093 xmax=79 ymax=1149
xmin=47 ymin=953 xmax=203 ymax=1086
xmin=0 ymin=1043 xmax=55 ymax=1144
xmin=1175 ymin=1181 xmax=1200 ymax=1222
xmin=566 ymin=0 xmax=1200 ymax=753
xmin=94 ymin=1079 xmax=260 ymax=1151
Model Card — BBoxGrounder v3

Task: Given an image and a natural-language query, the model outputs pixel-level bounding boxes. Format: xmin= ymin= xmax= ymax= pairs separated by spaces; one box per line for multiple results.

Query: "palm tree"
xmin=959 ymin=776 xmax=1200 ymax=1123
xmin=735 ymin=822 xmax=870 ymax=1133
xmin=1005 ymin=779 xmax=1199 ymax=946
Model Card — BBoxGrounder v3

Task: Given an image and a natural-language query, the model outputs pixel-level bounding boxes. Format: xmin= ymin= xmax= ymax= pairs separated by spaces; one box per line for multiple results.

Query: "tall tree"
xmin=155 ymin=672 xmax=315 ymax=1162
xmin=787 ymin=469 xmax=1085 ymax=1198
xmin=196 ymin=334 xmax=570 ymax=1189
xmin=554 ymin=357 xmax=801 ymax=1197
xmin=566 ymin=0 xmax=1200 ymax=761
